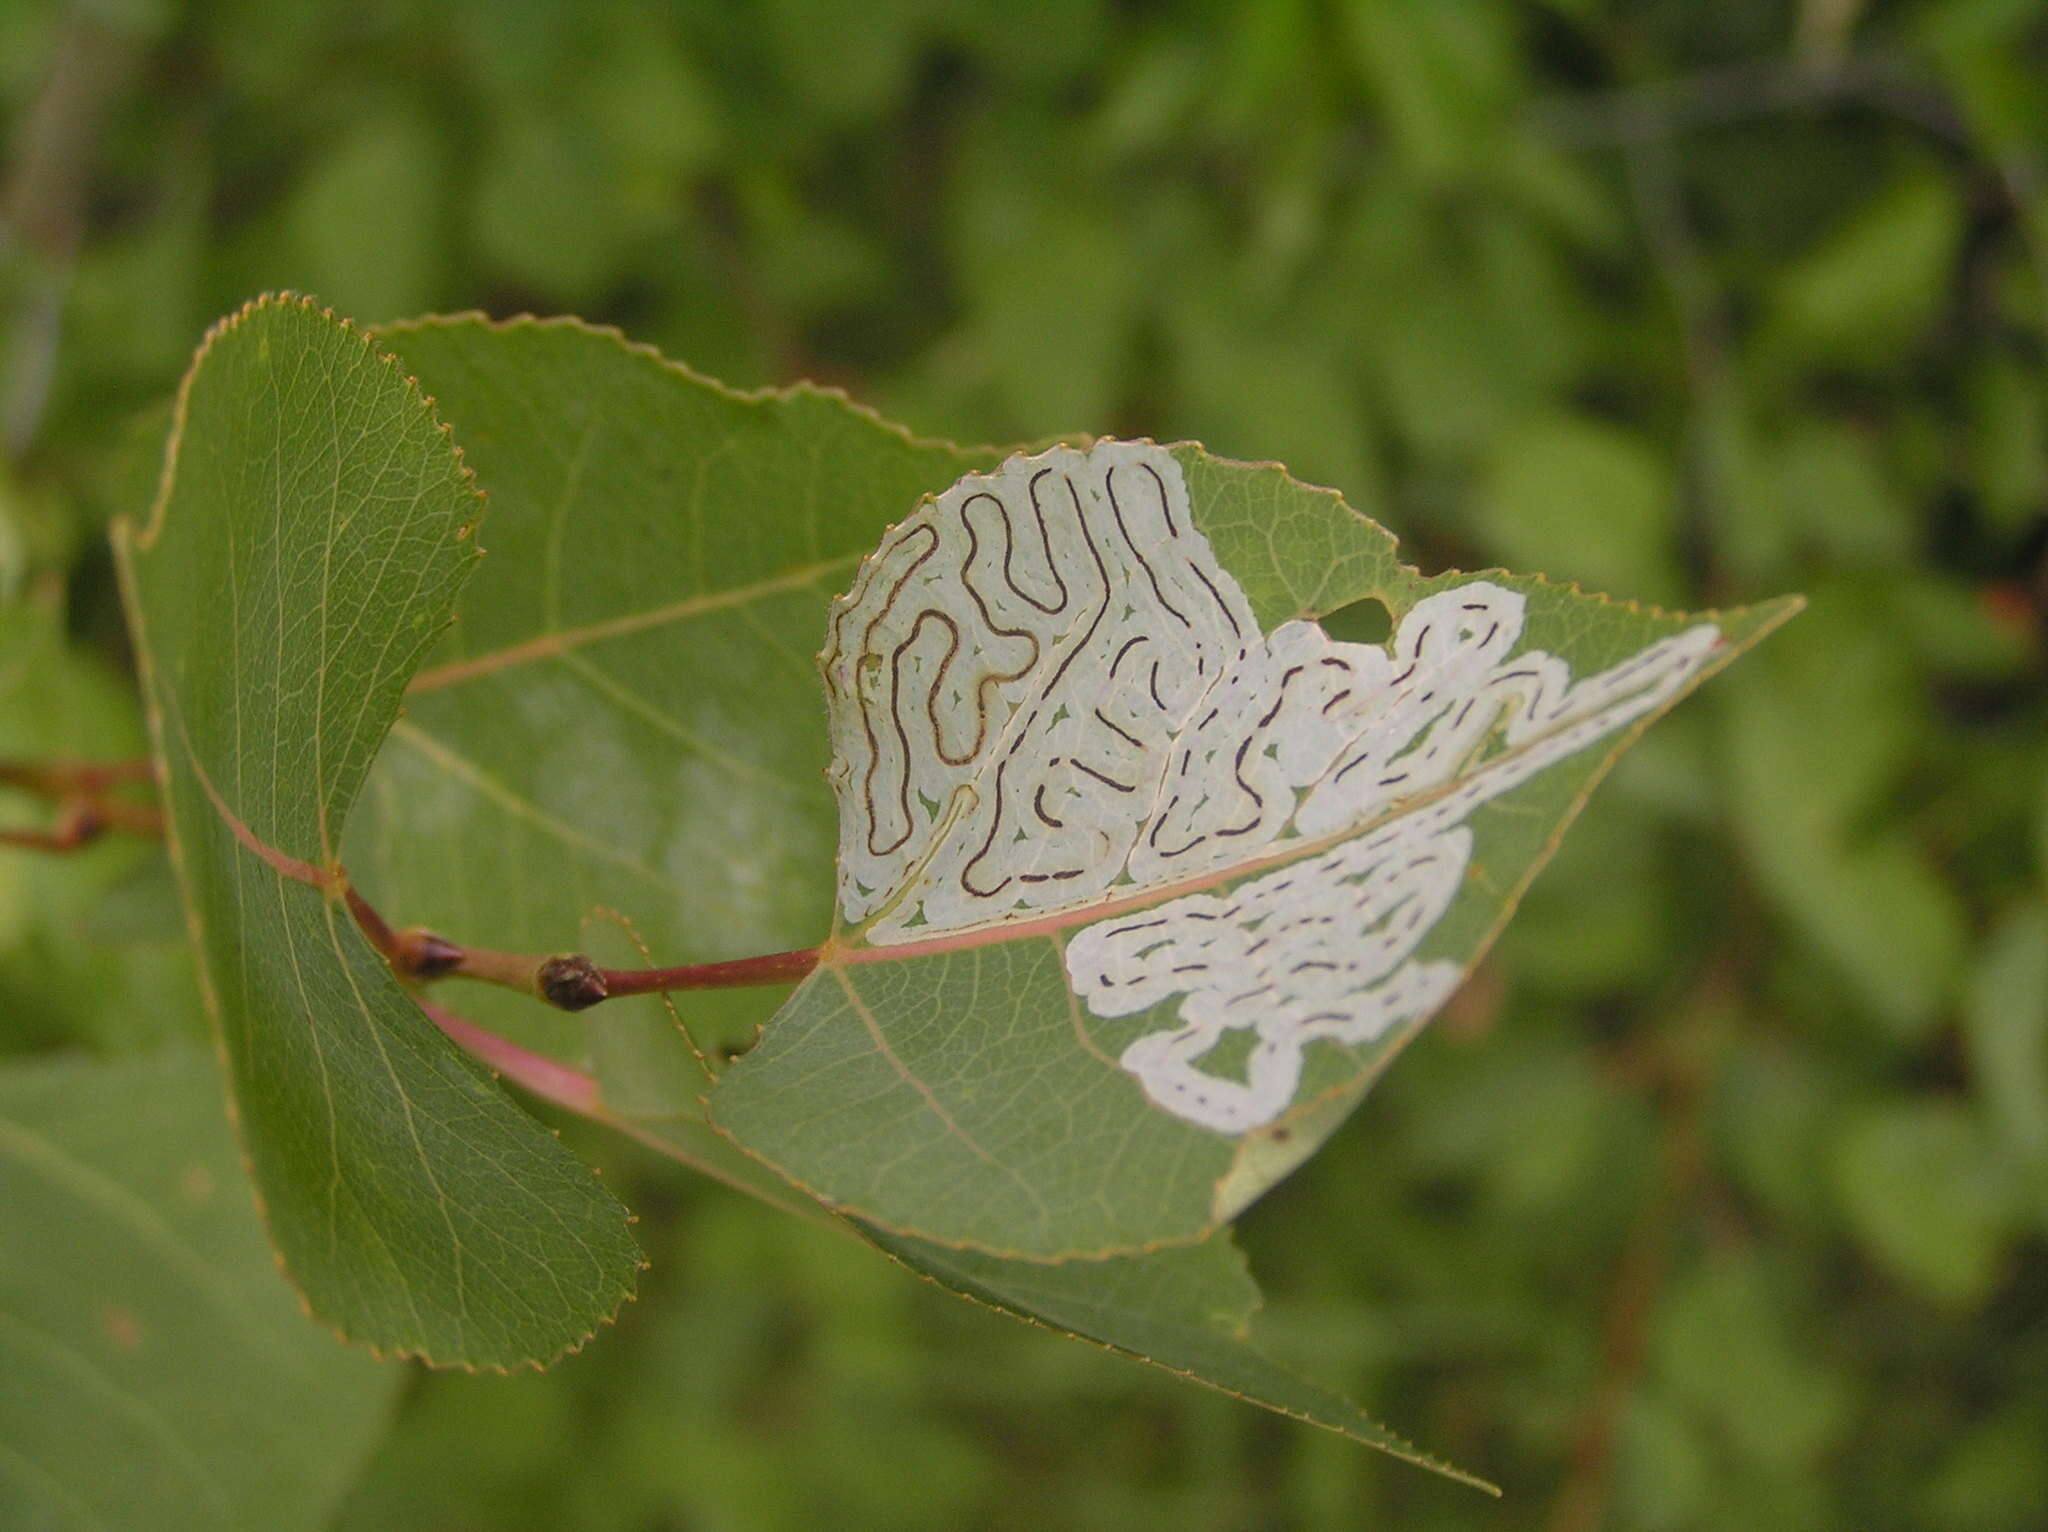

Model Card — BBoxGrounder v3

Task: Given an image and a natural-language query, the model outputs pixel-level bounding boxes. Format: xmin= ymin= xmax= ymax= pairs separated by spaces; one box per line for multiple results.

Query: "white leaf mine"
xmin=824 ymin=440 xmax=1258 ymax=941
xmin=824 ymin=440 xmax=1720 ymax=1134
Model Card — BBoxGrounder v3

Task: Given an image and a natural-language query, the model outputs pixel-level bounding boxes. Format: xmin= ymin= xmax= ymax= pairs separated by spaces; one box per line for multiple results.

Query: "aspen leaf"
xmin=117 ymin=297 xmax=640 ymax=1368
xmin=710 ymin=439 xmax=1797 ymax=1256
xmin=324 ymin=319 xmax=1785 ymax=1470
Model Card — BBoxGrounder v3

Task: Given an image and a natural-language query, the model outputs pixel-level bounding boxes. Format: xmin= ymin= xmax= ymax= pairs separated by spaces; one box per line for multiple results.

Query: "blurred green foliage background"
xmin=3 ymin=0 xmax=2046 ymax=1528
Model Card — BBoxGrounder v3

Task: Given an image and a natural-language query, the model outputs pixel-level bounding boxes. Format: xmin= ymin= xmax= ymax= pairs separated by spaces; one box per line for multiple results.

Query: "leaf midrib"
xmin=828 ymin=668 xmax=1707 ymax=967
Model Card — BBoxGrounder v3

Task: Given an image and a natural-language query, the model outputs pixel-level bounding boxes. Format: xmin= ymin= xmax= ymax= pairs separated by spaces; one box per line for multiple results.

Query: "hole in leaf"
xmin=1196 ymin=1026 xmax=1258 ymax=1085
xmin=1318 ymin=596 xmax=1393 ymax=645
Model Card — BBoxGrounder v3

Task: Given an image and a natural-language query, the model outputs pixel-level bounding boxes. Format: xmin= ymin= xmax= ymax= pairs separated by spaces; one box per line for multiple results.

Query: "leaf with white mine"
xmin=711 ymin=439 xmax=1797 ymax=1257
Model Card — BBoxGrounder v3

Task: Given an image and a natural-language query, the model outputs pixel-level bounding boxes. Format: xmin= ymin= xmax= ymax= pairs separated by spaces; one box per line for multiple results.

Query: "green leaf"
xmin=1767 ymin=172 xmax=1964 ymax=363
xmin=1168 ymin=299 xmax=1381 ymax=515
xmin=0 ymin=1046 xmax=399 ymax=1530
xmin=115 ymin=296 xmax=640 ymax=1367
xmin=609 ymin=1102 xmax=1493 ymax=1490
xmin=1617 ymin=1392 xmax=1713 ymax=1530
xmin=1771 ymin=421 xmax=1914 ymax=567
xmin=346 ymin=318 xmax=1500 ymax=1471
xmin=327 ymin=320 xmax=1782 ymax=1472
xmin=284 ymin=110 xmax=449 ymax=327
xmin=954 ymin=195 xmax=1137 ymax=437
xmin=760 ymin=0 xmax=920 ymax=125
xmin=1474 ymin=411 xmax=1681 ymax=605
xmin=1651 ymin=1254 xmax=1851 ymax=1472
xmin=1723 ymin=591 xmax=1967 ymax=1036
xmin=860 ymin=1223 xmax=1497 ymax=1494
xmin=1968 ymin=903 xmax=2048 ymax=1188
xmin=1921 ymin=1396 xmax=2048 ymax=1532
xmin=573 ymin=918 xmax=844 ymax=1235
xmin=2037 ymin=773 xmax=2048 ymax=891
xmin=472 ymin=117 xmax=624 ymax=302
xmin=1831 ymin=1099 xmax=2018 ymax=1308
xmin=1337 ymin=1 xmax=1514 ymax=183
xmin=710 ymin=440 xmax=1796 ymax=1255
xmin=0 ymin=598 xmax=201 ymax=1055
xmin=354 ymin=314 xmax=994 ymax=1069
xmin=1966 ymin=354 xmax=2048 ymax=532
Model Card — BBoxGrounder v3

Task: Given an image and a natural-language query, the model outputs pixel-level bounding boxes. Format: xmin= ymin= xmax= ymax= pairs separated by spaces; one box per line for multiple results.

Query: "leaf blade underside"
xmin=117 ymin=296 xmax=640 ymax=1368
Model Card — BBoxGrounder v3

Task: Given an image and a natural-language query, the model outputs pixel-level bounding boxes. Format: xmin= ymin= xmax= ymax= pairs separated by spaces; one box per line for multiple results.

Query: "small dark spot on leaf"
xmin=102 ymin=1306 xmax=143 ymax=1351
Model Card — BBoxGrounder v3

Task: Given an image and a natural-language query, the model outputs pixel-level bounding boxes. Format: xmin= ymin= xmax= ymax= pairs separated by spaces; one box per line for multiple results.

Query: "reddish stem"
xmin=0 ymin=796 xmax=157 ymax=852
xmin=597 ymin=946 xmax=821 ymax=996
xmin=82 ymin=798 xmax=161 ymax=835
xmin=342 ymin=885 xmax=398 ymax=954
xmin=0 ymin=758 xmax=162 ymax=855
xmin=345 ymin=886 xmax=465 ymax=978
xmin=0 ymin=758 xmax=153 ymax=797
xmin=5 ymin=758 xmax=812 ymax=1004
xmin=0 ymin=817 xmax=96 ymax=852
xmin=344 ymin=877 xmax=818 ymax=1012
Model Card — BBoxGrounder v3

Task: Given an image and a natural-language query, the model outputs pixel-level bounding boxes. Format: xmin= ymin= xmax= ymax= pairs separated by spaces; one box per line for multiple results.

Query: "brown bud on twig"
xmin=395 ymin=928 xmax=464 ymax=981
xmin=537 ymin=954 xmax=609 ymax=1012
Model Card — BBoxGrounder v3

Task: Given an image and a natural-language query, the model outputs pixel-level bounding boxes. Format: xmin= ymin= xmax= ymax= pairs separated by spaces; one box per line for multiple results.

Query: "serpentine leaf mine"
xmin=822 ymin=441 xmax=1720 ymax=1134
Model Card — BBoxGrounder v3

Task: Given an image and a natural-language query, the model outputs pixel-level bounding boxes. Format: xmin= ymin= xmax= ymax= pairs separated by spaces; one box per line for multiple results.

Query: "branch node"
xmin=395 ymin=927 xmax=464 ymax=981
xmin=538 ymin=954 xmax=609 ymax=1012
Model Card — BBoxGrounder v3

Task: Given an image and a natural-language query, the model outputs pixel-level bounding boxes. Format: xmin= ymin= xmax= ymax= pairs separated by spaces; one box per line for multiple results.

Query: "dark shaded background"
xmin=2 ymin=1 xmax=2044 ymax=1528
